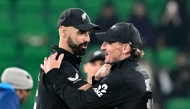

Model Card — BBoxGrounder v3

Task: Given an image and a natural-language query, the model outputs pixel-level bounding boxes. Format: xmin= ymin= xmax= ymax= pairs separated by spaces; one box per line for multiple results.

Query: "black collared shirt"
xmin=34 ymin=46 xmax=87 ymax=109
xmin=47 ymin=56 xmax=152 ymax=109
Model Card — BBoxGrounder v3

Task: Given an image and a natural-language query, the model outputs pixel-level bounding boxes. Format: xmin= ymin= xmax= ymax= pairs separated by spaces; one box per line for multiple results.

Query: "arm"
xmin=41 ymin=53 xmax=111 ymax=91
xmin=41 ymin=53 xmax=125 ymax=109
xmin=0 ymin=90 xmax=20 ymax=109
xmin=42 ymin=53 xmax=90 ymax=91
xmin=47 ymin=68 xmax=127 ymax=109
xmin=63 ymin=63 xmax=111 ymax=90
xmin=78 ymin=83 xmax=92 ymax=91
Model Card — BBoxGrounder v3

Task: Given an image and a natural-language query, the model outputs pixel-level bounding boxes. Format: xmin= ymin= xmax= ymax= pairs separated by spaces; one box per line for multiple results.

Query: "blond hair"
xmin=131 ymin=48 xmax=144 ymax=58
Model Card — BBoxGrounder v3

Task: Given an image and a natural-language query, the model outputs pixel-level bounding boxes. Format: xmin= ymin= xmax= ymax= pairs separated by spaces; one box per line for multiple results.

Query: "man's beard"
xmin=67 ymin=37 xmax=88 ymax=56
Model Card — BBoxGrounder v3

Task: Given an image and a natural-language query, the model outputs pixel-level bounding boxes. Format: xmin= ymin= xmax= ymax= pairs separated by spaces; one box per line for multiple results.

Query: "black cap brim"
xmin=74 ymin=23 xmax=100 ymax=31
xmin=89 ymin=56 xmax=105 ymax=63
xmin=95 ymin=32 xmax=117 ymax=42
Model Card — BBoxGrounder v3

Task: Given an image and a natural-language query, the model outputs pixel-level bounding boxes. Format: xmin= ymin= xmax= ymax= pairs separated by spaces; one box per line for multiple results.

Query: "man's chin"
xmin=81 ymin=47 xmax=87 ymax=51
xmin=77 ymin=49 xmax=86 ymax=56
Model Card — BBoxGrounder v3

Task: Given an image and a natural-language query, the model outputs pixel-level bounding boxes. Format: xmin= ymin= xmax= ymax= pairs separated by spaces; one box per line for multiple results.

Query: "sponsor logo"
xmin=68 ymin=73 xmax=82 ymax=84
xmin=93 ymin=84 xmax=108 ymax=97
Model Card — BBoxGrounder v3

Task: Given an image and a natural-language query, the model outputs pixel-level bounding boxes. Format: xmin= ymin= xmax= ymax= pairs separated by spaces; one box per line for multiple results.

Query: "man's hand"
xmin=95 ymin=64 xmax=111 ymax=81
xmin=41 ymin=52 xmax=64 ymax=73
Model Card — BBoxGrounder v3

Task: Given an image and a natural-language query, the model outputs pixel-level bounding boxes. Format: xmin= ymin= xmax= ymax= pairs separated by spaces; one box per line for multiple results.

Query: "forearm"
xmin=47 ymin=69 xmax=96 ymax=109
xmin=92 ymin=76 xmax=101 ymax=85
xmin=78 ymin=84 xmax=92 ymax=91
xmin=47 ymin=69 xmax=125 ymax=109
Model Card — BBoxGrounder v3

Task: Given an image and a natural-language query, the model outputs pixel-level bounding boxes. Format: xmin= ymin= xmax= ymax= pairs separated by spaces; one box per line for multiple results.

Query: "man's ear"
xmin=59 ymin=26 xmax=67 ymax=38
xmin=122 ymin=43 xmax=131 ymax=54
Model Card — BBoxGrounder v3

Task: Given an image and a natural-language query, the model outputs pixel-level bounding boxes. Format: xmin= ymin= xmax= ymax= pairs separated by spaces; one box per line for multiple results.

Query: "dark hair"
xmin=131 ymin=48 xmax=144 ymax=58
xmin=15 ymin=89 xmax=31 ymax=92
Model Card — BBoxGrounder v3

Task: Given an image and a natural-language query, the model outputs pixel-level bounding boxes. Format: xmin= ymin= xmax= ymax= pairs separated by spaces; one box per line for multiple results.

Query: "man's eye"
xmin=79 ymin=30 xmax=86 ymax=34
xmin=107 ymin=41 xmax=115 ymax=44
xmin=79 ymin=30 xmax=87 ymax=34
xmin=79 ymin=30 xmax=90 ymax=34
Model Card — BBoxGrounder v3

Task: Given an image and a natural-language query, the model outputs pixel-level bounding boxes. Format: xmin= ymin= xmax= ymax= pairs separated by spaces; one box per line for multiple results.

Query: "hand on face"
xmin=95 ymin=64 xmax=112 ymax=80
xmin=40 ymin=52 xmax=64 ymax=73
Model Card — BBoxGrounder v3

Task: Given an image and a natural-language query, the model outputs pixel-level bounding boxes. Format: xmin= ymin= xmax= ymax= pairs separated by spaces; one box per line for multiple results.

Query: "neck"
xmin=87 ymin=76 xmax=92 ymax=84
xmin=59 ymin=39 xmax=74 ymax=54
xmin=119 ymin=53 xmax=131 ymax=61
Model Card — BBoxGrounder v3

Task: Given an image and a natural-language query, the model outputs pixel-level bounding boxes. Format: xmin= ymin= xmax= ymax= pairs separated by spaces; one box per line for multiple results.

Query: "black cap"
xmin=86 ymin=50 xmax=105 ymax=63
xmin=57 ymin=8 xmax=100 ymax=31
xmin=95 ymin=22 xmax=142 ymax=48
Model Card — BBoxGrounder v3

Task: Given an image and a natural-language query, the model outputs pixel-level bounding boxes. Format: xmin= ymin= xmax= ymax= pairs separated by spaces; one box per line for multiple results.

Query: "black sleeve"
xmin=59 ymin=62 xmax=87 ymax=88
xmin=91 ymin=76 xmax=101 ymax=85
xmin=47 ymin=68 xmax=129 ymax=109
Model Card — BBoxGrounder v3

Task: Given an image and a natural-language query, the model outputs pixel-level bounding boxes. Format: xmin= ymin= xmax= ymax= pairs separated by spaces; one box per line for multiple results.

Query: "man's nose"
xmin=101 ymin=42 xmax=106 ymax=50
xmin=84 ymin=34 xmax=90 ymax=42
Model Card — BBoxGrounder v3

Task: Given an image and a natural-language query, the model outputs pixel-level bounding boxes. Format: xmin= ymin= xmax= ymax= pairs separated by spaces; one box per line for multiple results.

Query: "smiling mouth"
xmin=81 ymin=44 xmax=87 ymax=49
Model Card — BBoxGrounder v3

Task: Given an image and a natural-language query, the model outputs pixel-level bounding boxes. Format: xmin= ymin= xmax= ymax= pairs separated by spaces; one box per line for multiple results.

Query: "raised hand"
xmin=95 ymin=64 xmax=112 ymax=80
xmin=40 ymin=52 xmax=64 ymax=73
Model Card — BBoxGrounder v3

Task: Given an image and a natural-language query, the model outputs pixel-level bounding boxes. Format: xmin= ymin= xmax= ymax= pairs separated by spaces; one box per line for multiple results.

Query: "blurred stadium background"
xmin=0 ymin=0 xmax=190 ymax=109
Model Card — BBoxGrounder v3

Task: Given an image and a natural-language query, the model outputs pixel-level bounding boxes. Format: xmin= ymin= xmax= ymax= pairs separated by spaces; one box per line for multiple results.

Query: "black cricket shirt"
xmin=47 ymin=56 xmax=152 ymax=109
xmin=34 ymin=46 xmax=87 ymax=109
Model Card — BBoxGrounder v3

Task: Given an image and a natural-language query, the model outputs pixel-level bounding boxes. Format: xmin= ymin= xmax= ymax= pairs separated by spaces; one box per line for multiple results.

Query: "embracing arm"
xmin=41 ymin=53 xmax=91 ymax=91
xmin=47 ymin=68 xmax=127 ymax=109
xmin=41 ymin=53 xmax=124 ymax=109
xmin=41 ymin=52 xmax=111 ymax=91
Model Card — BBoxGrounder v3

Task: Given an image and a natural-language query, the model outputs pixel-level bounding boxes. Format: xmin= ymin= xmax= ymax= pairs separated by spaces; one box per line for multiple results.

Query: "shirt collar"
xmin=51 ymin=45 xmax=82 ymax=64
xmin=111 ymin=56 xmax=139 ymax=70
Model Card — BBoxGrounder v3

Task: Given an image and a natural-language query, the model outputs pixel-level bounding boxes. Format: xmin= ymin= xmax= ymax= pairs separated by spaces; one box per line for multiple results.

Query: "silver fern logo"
xmin=81 ymin=13 xmax=87 ymax=21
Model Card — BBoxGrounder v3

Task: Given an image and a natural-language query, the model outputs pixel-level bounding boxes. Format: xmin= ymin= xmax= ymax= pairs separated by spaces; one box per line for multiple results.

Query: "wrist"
xmin=95 ymin=76 xmax=101 ymax=81
xmin=92 ymin=76 xmax=101 ymax=85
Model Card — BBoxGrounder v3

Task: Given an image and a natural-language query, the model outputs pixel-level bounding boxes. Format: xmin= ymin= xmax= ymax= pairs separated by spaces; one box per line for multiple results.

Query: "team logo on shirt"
xmin=68 ymin=73 xmax=82 ymax=84
xmin=93 ymin=84 xmax=108 ymax=97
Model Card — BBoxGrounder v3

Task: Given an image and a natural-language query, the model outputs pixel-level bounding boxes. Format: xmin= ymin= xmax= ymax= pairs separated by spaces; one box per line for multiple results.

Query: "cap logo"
xmin=93 ymin=51 xmax=102 ymax=57
xmin=111 ymin=25 xmax=117 ymax=29
xmin=129 ymin=42 xmax=132 ymax=45
xmin=81 ymin=13 xmax=87 ymax=21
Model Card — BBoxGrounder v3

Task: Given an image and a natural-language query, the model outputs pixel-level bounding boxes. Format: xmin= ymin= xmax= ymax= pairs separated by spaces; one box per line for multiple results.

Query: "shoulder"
xmin=120 ymin=62 xmax=150 ymax=80
xmin=60 ymin=60 xmax=76 ymax=70
xmin=100 ymin=70 xmax=124 ymax=87
xmin=59 ymin=61 xmax=79 ymax=76
xmin=0 ymin=89 xmax=20 ymax=109
xmin=0 ymin=89 xmax=16 ymax=97
xmin=0 ymin=89 xmax=19 ymax=101
xmin=119 ymin=65 xmax=150 ymax=92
